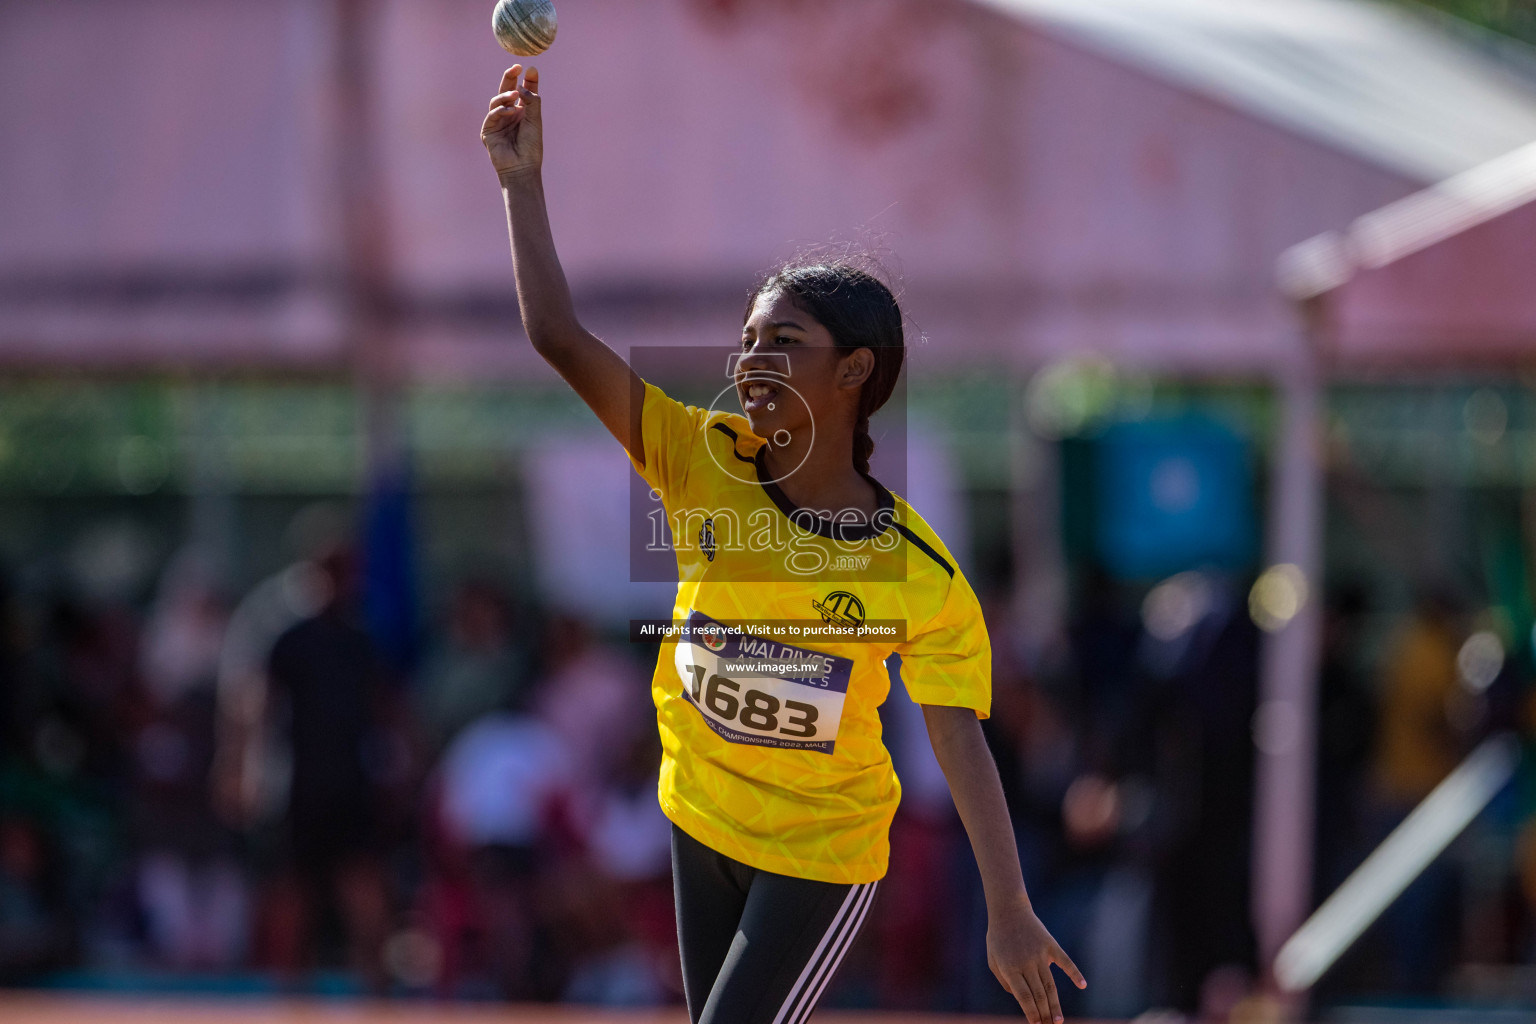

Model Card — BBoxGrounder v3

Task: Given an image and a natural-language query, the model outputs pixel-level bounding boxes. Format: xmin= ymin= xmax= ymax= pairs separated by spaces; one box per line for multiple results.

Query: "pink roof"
xmin=1279 ymin=141 xmax=1536 ymax=365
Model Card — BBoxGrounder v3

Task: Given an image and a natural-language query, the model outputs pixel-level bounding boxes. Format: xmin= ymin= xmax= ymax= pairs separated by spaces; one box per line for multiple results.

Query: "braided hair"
xmin=744 ymin=261 xmax=905 ymax=477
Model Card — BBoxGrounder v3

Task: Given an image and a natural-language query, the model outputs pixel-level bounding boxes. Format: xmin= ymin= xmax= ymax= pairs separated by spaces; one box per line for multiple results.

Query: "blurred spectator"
xmin=1135 ymin=571 xmax=1260 ymax=1013
xmin=585 ymin=730 xmax=671 ymax=887
xmin=1054 ymin=575 xmax=1157 ymax=1021
xmin=1313 ymin=585 xmax=1375 ymax=901
xmin=563 ymin=728 xmax=675 ymax=1006
xmin=255 ymin=546 xmax=397 ymax=990
xmin=17 ymin=594 xmax=142 ymax=965
xmin=425 ymin=611 xmax=665 ymax=1005
xmin=212 ymin=560 xmax=328 ymax=828
xmin=415 ymin=580 xmax=532 ymax=753
xmin=429 ymin=701 xmax=573 ymax=999
xmin=131 ymin=548 xmax=247 ymax=969
xmin=534 ymin=612 xmax=649 ymax=790
xmin=140 ymin=550 xmax=229 ymax=710
xmin=1366 ymin=590 xmax=1469 ymax=992
xmin=0 ymin=814 xmax=70 ymax=981
xmin=954 ymin=594 xmax=1085 ymax=1015
xmin=0 ymin=567 xmax=27 ymax=767
xmin=1067 ymin=569 xmax=1144 ymax=775
xmin=34 ymin=596 xmax=138 ymax=783
xmin=530 ymin=614 xmax=661 ymax=1004
xmin=869 ymin=654 xmax=964 ymax=1011
xmin=1372 ymin=591 xmax=1465 ymax=808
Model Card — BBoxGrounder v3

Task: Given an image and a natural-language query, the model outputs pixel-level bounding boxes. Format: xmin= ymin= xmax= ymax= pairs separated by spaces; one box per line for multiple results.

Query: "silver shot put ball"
xmin=493 ymin=0 xmax=557 ymax=57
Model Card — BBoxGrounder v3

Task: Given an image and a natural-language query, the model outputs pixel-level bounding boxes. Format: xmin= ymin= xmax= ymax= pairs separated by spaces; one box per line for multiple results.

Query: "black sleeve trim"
xmin=893 ymin=522 xmax=955 ymax=578
xmin=710 ymin=422 xmax=757 ymax=465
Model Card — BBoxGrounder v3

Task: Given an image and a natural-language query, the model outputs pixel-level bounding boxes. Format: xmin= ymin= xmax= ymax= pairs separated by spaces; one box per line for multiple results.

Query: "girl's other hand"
xmin=987 ymin=897 xmax=1087 ymax=1024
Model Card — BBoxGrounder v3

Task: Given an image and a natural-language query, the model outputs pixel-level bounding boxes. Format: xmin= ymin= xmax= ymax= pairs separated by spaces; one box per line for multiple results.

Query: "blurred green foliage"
xmin=1400 ymin=0 xmax=1536 ymax=45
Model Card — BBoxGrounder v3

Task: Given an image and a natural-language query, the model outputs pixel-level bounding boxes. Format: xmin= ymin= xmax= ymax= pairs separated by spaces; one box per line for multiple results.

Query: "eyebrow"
xmin=744 ymin=320 xmax=808 ymax=335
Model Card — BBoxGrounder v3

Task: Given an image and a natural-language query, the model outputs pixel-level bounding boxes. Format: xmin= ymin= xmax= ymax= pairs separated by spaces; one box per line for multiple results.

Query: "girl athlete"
xmin=481 ymin=65 xmax=1085 ymax=1024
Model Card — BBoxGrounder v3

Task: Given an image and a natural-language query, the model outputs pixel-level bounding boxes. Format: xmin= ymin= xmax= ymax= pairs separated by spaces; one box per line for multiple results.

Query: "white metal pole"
xmin=1253 ymin=340 xmax=1326 ymax=992
xmin=1274 ymin=734 xmax=1521 ymax=992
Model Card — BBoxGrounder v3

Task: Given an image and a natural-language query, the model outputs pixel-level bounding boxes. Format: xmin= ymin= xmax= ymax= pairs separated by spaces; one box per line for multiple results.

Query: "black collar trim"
xmin=752 ymin=446 xmax=896 ymax=542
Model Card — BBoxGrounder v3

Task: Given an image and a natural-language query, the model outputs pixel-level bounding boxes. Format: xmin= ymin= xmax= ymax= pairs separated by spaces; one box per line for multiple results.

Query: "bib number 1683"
xmin=683 ymin=663 xmax=819 ymax=738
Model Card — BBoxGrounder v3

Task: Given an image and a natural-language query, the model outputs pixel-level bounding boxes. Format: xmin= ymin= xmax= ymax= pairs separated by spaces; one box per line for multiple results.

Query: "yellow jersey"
xmin=625 ymin=380 xmax=991 ymax=884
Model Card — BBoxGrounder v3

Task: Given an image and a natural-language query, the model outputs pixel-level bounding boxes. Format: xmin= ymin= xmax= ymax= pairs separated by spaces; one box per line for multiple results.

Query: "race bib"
xmin=674 ymin=609 xmax=851 ymax=754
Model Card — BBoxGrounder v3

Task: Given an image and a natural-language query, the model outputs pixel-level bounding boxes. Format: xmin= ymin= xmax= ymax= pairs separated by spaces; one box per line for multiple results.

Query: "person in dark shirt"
xmin=263 ymin=546 xmax=394 ymax=989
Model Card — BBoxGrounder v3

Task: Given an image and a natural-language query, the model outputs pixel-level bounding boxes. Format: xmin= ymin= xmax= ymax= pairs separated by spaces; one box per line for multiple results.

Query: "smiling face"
xmin=736 ymin=288 xmax=871 ymax=447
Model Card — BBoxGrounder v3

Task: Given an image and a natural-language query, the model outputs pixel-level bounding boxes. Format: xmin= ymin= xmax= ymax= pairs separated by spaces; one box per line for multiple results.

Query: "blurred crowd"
xmin=0 ymin=526 xmax=675 ymax=1003
xmin=1 ymin=512 xmax=1536 ymax=1017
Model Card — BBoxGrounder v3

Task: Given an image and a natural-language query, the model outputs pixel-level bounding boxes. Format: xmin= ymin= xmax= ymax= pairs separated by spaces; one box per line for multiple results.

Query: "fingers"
xmin=480 ymin=103 xmax=523 ymax=136
xmin=488 ymin=65 xmax=538 ymax=128
xmin=483 ymin=99 xmax=522 ymax=123
xmin=1002 ymin=975 xmax=1036 ymax=1024
xmin=1054 ymin=946 xmax=1088 ymax=990
xmin=1004 ymin=969 xmax=1041 ymax=1024
xmin=1041 ymin=965 xmax=1064 ymax=1024
xmin=994 ymin=954 xmax=1050 ymax=1024
xmin=1020 ymin=966 xmax=1053 ymax=1024
xmin=496 ymin=64 xmax=539 ymax=102
xmin=518 ymin=65 xmax=541 ymax=118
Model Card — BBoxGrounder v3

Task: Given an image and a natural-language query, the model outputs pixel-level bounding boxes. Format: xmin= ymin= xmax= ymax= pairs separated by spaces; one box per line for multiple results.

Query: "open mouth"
xmin=739 ymin=377 xmax=780 ymax=414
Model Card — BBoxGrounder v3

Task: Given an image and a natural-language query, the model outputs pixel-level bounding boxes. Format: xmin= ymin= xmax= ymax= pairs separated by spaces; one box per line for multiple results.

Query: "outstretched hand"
xmin=481 ymin=64 xmax=543 ymax=180
xmin=988 ymin=897 xmax=1087 ymax=1024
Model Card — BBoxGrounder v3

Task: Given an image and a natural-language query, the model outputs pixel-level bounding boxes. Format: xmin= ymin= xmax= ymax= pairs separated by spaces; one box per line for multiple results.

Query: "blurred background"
xmin=4 ymin=0 xmax=1536 ymax=1020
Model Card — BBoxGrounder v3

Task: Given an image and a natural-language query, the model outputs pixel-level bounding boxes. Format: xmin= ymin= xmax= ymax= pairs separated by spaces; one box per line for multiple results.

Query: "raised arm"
xmin=481 ymin=65 xmax=645 ymax=461
xmin=922 ymin=703 xmax=1087 ymax=1024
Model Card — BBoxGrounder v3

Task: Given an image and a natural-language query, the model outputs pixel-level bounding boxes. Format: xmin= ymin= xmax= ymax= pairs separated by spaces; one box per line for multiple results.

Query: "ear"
xmin=838 ymin=348 xmax=875 ymax=392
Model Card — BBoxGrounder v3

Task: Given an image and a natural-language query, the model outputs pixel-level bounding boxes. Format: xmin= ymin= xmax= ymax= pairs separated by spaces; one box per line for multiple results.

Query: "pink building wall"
xmin=0 ymin=0 xmax=1450 ymax=378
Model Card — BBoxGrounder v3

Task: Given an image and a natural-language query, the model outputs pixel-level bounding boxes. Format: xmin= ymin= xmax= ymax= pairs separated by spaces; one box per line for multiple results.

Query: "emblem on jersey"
xmin=812 ymin=590 xmax=865 ymax=628
xmin=700 ymin=622 xmax=729 ymax=652
xmin=699 ymin=517 xmax=716 ymax=562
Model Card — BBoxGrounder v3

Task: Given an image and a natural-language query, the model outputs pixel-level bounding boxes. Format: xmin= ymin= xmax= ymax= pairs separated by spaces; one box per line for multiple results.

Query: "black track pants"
xmin=671 ymin=823 xmax=880 ymax=1024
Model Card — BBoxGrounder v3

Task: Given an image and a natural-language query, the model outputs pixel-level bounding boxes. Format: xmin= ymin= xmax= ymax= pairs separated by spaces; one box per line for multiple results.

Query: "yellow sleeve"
xmin=895 ymin=568 xmax=992 ymax=718
xmin=625 ymin=380 xmax=709 ymax=501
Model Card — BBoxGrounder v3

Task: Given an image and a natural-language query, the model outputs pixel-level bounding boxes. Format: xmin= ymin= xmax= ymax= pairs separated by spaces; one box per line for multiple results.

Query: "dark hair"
xmin=744 ymin=261 xmax=905 ymax=476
